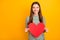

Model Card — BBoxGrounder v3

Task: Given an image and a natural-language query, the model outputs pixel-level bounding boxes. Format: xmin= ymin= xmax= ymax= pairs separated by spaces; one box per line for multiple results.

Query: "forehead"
xmin=33 ymin=4 xmax=39 ymax=7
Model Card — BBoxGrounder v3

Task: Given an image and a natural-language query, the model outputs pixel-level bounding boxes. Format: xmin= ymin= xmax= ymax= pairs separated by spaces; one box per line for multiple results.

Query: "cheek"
xmin=36 ymin=8 xmax=39 ymax=11
xmin=33 ymin=8 xmax=35 ymax=12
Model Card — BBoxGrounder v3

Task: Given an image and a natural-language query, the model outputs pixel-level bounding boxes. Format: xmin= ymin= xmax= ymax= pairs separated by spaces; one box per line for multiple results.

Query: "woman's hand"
xmin=44 ymin=27 xmax=48 ymax=33
xmin=25 ymin=28 xmax=29 ymax=32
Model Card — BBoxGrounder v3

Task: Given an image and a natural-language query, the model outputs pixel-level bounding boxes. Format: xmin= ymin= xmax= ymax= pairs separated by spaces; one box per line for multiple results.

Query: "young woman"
xmin=25 ymin=2 xmax=48 ymax=40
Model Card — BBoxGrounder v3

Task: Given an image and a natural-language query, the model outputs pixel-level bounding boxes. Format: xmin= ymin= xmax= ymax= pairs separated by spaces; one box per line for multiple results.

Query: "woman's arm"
xmin=43 ymin=16 xmax=48 ymax=33
xmin=25 ymin=16 xmax=29 ymax=32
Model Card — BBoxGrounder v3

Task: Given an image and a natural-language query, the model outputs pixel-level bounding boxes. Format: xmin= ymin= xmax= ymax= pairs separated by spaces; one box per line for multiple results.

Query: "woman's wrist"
xmin=25 ymin=28 xmax=29 ymax=32
xmin=44 ymin=27 xmax=48 ymax=33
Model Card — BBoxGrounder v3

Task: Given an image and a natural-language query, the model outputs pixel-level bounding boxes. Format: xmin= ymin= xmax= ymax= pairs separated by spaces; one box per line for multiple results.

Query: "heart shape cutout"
xmin=28 ymin=22 xmax=45 ymax=38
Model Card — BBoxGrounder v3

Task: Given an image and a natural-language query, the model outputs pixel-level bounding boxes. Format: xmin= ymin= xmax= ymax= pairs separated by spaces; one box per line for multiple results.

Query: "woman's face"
xmin=32 ymin=4 xmax=39 ymax=14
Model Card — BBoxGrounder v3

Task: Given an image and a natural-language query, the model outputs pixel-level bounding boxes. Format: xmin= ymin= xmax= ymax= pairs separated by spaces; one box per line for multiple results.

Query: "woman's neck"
xmin=33 ymin=13 xmax=38 ymax=16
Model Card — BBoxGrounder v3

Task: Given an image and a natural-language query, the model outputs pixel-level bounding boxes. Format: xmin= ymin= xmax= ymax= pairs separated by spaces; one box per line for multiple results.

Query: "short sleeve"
xmin=25 ymin=16 xmax=29 ymax=28
xmin=43 ymin=16 xmax=46 ymax=26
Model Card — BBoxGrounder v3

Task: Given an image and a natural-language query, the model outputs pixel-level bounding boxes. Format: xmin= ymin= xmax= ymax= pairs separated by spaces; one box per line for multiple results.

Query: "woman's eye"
xmin=37 ymin=7 xmax=39 ymax=8
xmin=32 ymin=6 xmax=39 ymax=9
xmin=33 ymin=7 xmax=35 ymax=8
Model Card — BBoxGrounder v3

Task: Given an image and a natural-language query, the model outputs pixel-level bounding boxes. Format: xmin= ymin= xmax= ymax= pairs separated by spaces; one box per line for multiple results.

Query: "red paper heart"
xmin=28 ymin=22 xmax=45 ymax=38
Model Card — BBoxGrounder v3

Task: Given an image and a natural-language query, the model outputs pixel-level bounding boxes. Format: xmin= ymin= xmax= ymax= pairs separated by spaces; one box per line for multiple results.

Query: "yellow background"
xmin=0 ymin=0 xmax=60 ymax=40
